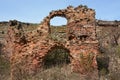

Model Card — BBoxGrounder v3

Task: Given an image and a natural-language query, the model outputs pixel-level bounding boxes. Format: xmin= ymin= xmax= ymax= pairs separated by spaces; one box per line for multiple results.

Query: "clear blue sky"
xmin=0 ymin=0 xmax=120 ymax=25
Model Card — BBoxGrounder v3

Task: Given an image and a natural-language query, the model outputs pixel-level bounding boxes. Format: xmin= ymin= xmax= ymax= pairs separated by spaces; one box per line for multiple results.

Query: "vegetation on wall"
xmin=43 ymin=46 xmax=70 ymax=69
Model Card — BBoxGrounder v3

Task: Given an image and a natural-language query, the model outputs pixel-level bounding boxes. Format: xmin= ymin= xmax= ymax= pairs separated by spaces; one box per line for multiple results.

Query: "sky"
xmin=0 ymin=0 xmax=120 ymax=25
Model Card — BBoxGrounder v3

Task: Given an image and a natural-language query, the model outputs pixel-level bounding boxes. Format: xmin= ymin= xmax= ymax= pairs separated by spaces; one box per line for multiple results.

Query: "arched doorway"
xmin=43 ymin=46 xmax=70 ymax=69
xmin=49 ymin=17 xmax=67 ymax=42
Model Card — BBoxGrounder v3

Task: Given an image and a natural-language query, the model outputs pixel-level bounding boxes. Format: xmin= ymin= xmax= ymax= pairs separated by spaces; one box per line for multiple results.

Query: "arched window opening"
xmin=50 ymin=17 xmax=67 ymax=42
xmin=43 ymin=46 xmax=70 ymax=69
xmin=50 ymin=17 xmax=67 ymax=26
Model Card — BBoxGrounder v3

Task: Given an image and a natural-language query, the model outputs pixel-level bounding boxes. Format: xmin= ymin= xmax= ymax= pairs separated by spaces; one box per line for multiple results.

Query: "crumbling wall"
xmin=6 ymin=5 xmax=99 ymax=80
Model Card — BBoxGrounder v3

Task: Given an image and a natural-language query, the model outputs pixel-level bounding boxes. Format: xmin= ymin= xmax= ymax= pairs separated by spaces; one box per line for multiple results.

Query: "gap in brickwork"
xmin=43 ymin=46 xmax=70 ymax=69
xmin=50 ymin=17 xmax=67 ymax=41
xmin=50 ymin=17 xmax=67 ymax=26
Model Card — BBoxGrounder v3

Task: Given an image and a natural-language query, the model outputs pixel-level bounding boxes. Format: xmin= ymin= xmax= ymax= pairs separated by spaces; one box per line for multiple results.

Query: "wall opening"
xmin=50 ymin=17 xmax=67 ymax=26
xmin=50 ymin=17 xmax=67 ymax=42
xmin=43 ymin=46 xmax=70 ymax=69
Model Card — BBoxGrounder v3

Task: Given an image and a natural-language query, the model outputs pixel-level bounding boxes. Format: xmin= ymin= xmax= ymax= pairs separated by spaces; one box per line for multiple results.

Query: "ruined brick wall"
xmin=6 ymin=5 xmax=99 ymax=80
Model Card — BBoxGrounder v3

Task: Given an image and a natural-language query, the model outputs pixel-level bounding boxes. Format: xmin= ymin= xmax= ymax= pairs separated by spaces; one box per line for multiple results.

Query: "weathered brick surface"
xmin=5 ymin=5 xmax=99 ymax=80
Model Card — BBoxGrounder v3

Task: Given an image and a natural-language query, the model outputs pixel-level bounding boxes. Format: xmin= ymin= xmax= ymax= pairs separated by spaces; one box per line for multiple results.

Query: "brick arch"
xmin=42 ymin=10 xmax=69 ymax=34
xmin=37 ymin=6 xmax=74 ymax=36
xmin=48 ymin=15 xmax=68 ymax=26
xmin=43 ymin=44 xmax=72 ymax=68
xmin=48 ymin=15 xmax=68 ymax=34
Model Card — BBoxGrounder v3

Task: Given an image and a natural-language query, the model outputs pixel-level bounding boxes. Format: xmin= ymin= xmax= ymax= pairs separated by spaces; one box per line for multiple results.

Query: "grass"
xmin=79 ymin=53 xmax=95 ymax=73
xmin=115 ymin=45 xmax=120 ymax=58
xmin=0 ymin=55 xmax=10 ymax=80
xmin=28 ymin=65 xmax=83 ymax=80
xmin=20 ymin=65 xmax=83 ymax=80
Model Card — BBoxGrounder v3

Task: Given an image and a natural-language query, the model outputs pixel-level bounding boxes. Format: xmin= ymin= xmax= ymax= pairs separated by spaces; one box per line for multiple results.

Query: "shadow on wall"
xmin=0 ymin=42 xmax=3 ymax=55
xmin=43 ymin=46 xmax=71 ymax=69
xmin=97 ymin=56 xmax=109 ymax=76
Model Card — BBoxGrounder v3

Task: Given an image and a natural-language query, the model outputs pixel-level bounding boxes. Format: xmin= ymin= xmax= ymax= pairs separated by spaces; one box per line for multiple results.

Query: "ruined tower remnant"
xmin=6 ymin=5 xmax=99 ymax=80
